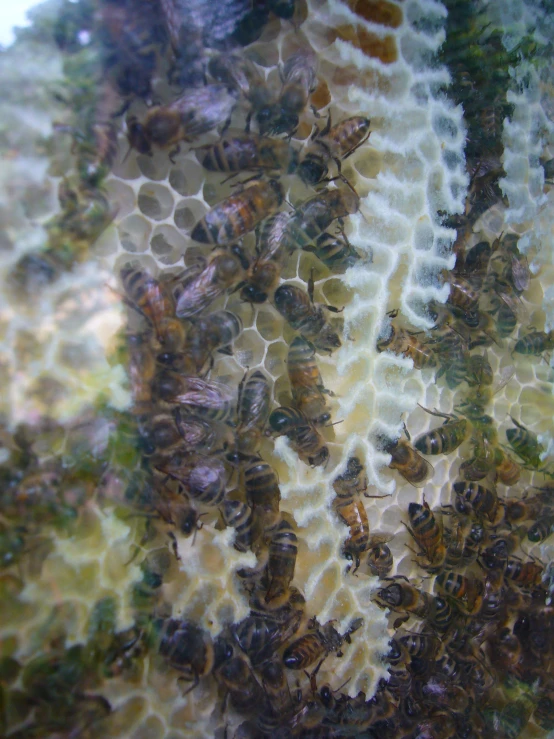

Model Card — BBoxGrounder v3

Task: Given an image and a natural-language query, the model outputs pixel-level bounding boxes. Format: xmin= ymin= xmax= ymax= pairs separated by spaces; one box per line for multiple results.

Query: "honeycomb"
xmin=1 ymin=0 xmax=554 ymax=737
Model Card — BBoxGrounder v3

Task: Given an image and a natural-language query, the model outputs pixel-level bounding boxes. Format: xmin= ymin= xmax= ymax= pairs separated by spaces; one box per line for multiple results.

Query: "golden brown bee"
xmin=366 ymin=538 xmax=393 ymax=579
xmin=234 ymin=370 xmax=272 ymax=459
xmin=304 ymin=230 xmax=362 ymax=272
xmin=503 ymin=557 xmax=543 ymax=587
xmin=154 ymin=371 xmax=235 ymax=421
xmin=447 ymin=275 xmax=479 ymax=312
xmin=282 ymin=617 xmax=362 ymax=671
xmin=288 ymin=187 xmax=360 ymax=250
xmin=274 ymin=284 xmax=341 ymax=354
xmin=506 ymin=416 xmax=544 ymax=469
xmin=157 ymin=618 xmax=231 ymax=691
xmin=222 ymin=499 xmax=256 ymax=553
xmin=127 ymin=333 xmax=156 ymax=416
xmin=414 ymin=414 xmax=468 ymax=456
xmin=373 ymin=579 xmax=431 ymax=620
xmin=288 ymin=336 xmax=331 ymax=426
xmin=386 ymin=438 xmax=433 ymax=487
xmin=208 ymin=53 xmax=275 ymax=132
xmin=153 ymin=487 xmax=203 ymax=538
xmin=197 ymin=133 xmax=298 ymax=174
xmin=406 ymin=501 xmax=446 ymax=571
xmin=513 ymin=330 xmax=554 ymax=356
xmin=266 ymin=517 xmax=298 ymax=602
xmin=127 ymin=84 xmax=236 ymax=158
xmin=164 ymin=309 xmax=243 ymax=375
xmin=160 ymin=454 xmax=228 ymax=507
xmin=174 ymin=250 xmax=244 ymax=318
xmin=494 ymin=449 xmax=522 ymax=485
xmin=298 ymin=115 xmax=371 ymax=185
xmin=333 ymin=493 xmax=370 ymax=571
xmin=120 ymin=265 xmax=186 ymax=351
xmin=243 ymin=456 xmax=281 ymax=533
xmin=453 ymin=481 xmax=503 ymax=525
xmin=191 ymin=178 xmax=283 ymax=246
xmin=332 ymin=456 xmax=368 ymax=498
xmin=263 ymin=49 xmax=318 ymax=135
xmin=240 ymin=212 xmax=295 ymax=304
xmin=504 ymin=495 xmax=544 ymax=525
xmin=435 ymin=571 xmax=483 ymax=616
xmin=268 ymin=406 xmax=329 ymax=467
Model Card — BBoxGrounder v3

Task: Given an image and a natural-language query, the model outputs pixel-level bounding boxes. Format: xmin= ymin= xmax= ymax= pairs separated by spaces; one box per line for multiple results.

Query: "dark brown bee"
xmin=269 ymin=406 xmax=329 ymax=467
xmin=120 ymin=265 xmax=186 ymax=351
xmin=304 ymin=230 xmax=362 ymax=272
xmin=503 ymin=557 xmax=543 ymax=587
xmin=243 ymin=456 xmax=281 ymax=533
xmin=232 ymin=607 xmax=302 ymax=667
xmin=127 ymin=85 xmax=236 ymax=158
xmin=160 ymin=454 xmax=227 ymax=507
xmin=264 ymin=48 xmax=318 ymax=135
xmin=240 ymin=212 xmax=295 ymax=304
xmin=386 ymin=439 xmax=433 ymax=487
xmin=266 ymin=518 xmax=298 ymax=602
xmin=154 ymin=371 xmax=235 ymax=421
xmin=435 ymin=571 xmax=483 ymax=616
xmin=447 ymin=275 xmax=479 ymax=312
xmin=174 ymin=250 xmax=244 ymax=318
xmin=274 ymin=284 xmax=341 ymax=354
xmin=506 ymin=417 xmax=544 ymax=468
xmin=217 ymin=655 xmax=264 ymax=713
xmin=197 ymin=133 xmax=298 ymax=174
xmin=453 ymin=481 xmax=503 ymax=525
xmin=489 ymin=627 xmax=522 ymax=673
xmin=288 ymin=187 xmax=360 ymax=250
xmin=222 ymin=499 xmax=256 ymax=553
xmin=527 ymin=514 xmax=554 ymax=543
xmin=406 ymin=501 xmax=446 ymax=571
xmin=157 ymin=618 xmax=231 ymax=691
xmin=374 ymin=580 xmax=432 ymax=620
xmin=140 ymin=410 xmax=233 ymax=460
xmin=298 ymin=115 xmax=371 ymax=185
xmin=513 ymin=330 xmax=554 ymax=356
xmin=466 ymin=354 xmax=493 ymax=386
xmin=235 ymin=370 xmax=272 ymax=459
xmin=397 ymin=632 xmax=442 ymax=661
xmin=414 ymin=414 xmax=468 ymax=456
xmin=153 ymin=487 xmax=203 ymax=538
xmin=191 ymin=178 xmax=283 ymax=246
xmin=288 ymin=336 xmax=330 ymax=426
xmin=165 ymin=310 xmax=243 ymax=375
xmin=259 ymin=659 xmax=294 ymax=722
xmin=208 ymin=53 xmax=275 ymax=132
xmin=283 ymin=617 xmax=362 ymax=671
xmin=366 ymin=538 xmax=393 ymax=579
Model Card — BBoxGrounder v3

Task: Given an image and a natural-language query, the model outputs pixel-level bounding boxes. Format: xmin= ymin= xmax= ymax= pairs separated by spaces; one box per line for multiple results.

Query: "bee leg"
xmin=245 ymin=110 xmax=252 ymax=133
xmin=306 ymin=658 xmax=325 ymax=695
xmin=169 ymin=531 xmax=181 ymax=561
xmin=177 ymin=672 xmax=199 ymax=695
xmin=169 ymin=145 xmax=181 ymax=163
xmin=310 ymin=105 xmax=322 ymax=120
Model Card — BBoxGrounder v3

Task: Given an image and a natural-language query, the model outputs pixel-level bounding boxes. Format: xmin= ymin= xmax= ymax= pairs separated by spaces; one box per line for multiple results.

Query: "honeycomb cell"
xmin=264 ymin=340 xmax=288 ymax=378
xmin=150 ymin=225 xmax=187 ymax=264
xmin=118 ymin=214 xmax=152 ymax=253
xmin=169 ymin=161 xmax=203 ymax=197
xmin=257 ymin=308 xmax=285 ymax=341
xmin=137 ymin=183 xmax=174 ymax=221
xmin=137 ymin=151 xmax=171 ymax=181
xmin=105 ymin=179 xmax=136 ymax=220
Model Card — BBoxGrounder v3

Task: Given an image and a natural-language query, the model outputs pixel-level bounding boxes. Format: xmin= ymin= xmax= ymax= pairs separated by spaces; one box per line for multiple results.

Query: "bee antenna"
xmin=122 ymin=143 xmax=134 ymax=164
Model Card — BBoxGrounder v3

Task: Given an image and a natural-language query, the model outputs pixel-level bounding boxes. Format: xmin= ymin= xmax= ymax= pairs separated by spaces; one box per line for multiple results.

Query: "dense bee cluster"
xmin=1 ymin=0 xmax=554 ymax=738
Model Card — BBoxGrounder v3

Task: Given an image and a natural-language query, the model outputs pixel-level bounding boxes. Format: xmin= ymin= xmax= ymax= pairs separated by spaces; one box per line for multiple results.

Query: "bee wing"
xmin=493 ymin=366 xmax=515 ymax=396
xmin=368 ymin=533 xmax=394 ymax=547
xmin=174 ymin=263 xmax=217 ymax=318
xmin=171 ymin=85 xmax=236 ymax=138
xmin=176 ymin=377 xmax=235 ymax=409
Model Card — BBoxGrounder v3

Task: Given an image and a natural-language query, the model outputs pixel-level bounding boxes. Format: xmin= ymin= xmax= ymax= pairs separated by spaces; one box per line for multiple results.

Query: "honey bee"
xmin=243 ymin=456 xmax=281 ymax=533
xmin=435 ymin=571 xmax=483 ymax=616
xmin=506 ymin=417 xmax=544 ymax=469
xmin=222 ymin=499 xmax=256 ymax=553
xmin=447 ymin=275 xmax=480 ymax=312
xmin=298 ymin=115 xmax=371 ymax=185
xmin=174 ymin=250 xmax=244 ymax=318
xmin=153 ymin=487 xmax=204 ymax=539
xmin=503 ymin=557 xmax=543 ymax=587
xmin=304 ymin=230 xmax=362 ymax=272
xmin=127 ymin=333 xmax=156 ymax=416
xmin=288 ymin=336 xmax=331 ymax=426
xmin=232 ymin=607 xmax=302 ymax=667
xmin=264 ymin=48 xmax=318 ymax=135
xmin=332 ymin=456 xmax=368 ymax=498
xmin=283 ymin=617 xmax=362 ymax=671
xmin=385 ymin=437 xmax=434 ymax=487
xmin=465 ymin=354 xmax=493 ymax=387
xmin=377 ymin=324 xmax=437 ymax=369
xmin=269 ymin=406 xmax=329 ymax=467
xmin=494 ymin=448 xmax=522 ymax=486
xmin=397 ymin=631 xmax=442 ymax=661
xmin=127 ymin=84 xmax=236 ymax=158
xmin=273 ymin=284 xmax=341 ymax=354
xmin=191 ymin=178 xmax=283 ymax=245
xmin=374 ymin=579 xmax=432 ymax=620
xmin=504 ymin=495 xmax=544 ymax=525
xmin=413 ymin=411 xmax=468 ymax=456
xmin=208 ymin=53 xmax=275 ymax=132
xmin=459 ymin=240 xmax=492 ymax=288
xmin=288 ymin=187 xmax=360 ymax=250
xmin=217 ymin=655 xmax=264 ymax=713
xmin=234 ymin=370 xmax=272 ymax=459
xmin=240 ymin=212 xmax=295 ymax=304
xmin=406 ymin=501 xmax=446 ymax=572
xmin=333 ymin=489 xmax=370 ymax=572
xmin=266 ymin=517 xmax=298 ymax=602
xmin=366 ymin=538 xmax=394 ymax=579
xmin=513 ymin=330 xmax=554 ymax=356
xmin=160 ymin=454 xmax=228 ymax=507
xmin=157 ymin=618 xmax=231 ymax=691
xmin=140 ymin=410 xmax=233 ymax=460
xmin=197 ymin=133 xmax=298 ymax=174
xmin=167 ymin=309 xmax=243 ymax=375
xmin=453 ymin=482 xmax=503 ymax=526
xmin=527 ymin=514 xmax=554 ymax=543
xmin=154 ymin=371 xmax=235 ymax=421
xmin=120 ymin=265 xmax=186 ymax=351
